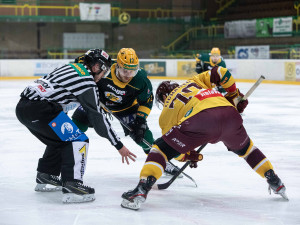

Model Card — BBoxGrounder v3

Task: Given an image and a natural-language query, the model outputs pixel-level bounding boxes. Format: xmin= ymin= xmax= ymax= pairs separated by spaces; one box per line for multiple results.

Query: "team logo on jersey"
xmin=184 ymin=107 xmax=193 ymax=117
xmin=105 ymin=91 xmax=122 ymax=103
xmin=61 ymin=122 xmax=73 ymax=134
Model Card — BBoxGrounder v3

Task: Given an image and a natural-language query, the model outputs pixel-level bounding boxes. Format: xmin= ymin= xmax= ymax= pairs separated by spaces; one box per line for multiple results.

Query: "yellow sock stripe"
xmin=239 ymin=139 xmax=254 ymax=158
xmin=150 ymin=144 xmax=168 ymax=161
xmin=254 ymin=158 xmax=274 ymax=178
xmin=140 ymin=161 xmax=164 ymax=180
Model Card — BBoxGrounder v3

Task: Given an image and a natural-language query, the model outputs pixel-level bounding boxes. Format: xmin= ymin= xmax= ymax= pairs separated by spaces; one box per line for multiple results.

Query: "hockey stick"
xmin=242 ymin=75 xmax=265 ymax=101
xmin=155 ymin=75 xmax=266 ymax=190
xmin=98 ymin=101 xmax=197 ymax=185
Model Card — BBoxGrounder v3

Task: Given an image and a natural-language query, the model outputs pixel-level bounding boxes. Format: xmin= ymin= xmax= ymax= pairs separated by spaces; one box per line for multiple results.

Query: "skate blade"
xmin=121 ymin=197 xmax=144 ymax=210
xmin=279 ymin=192 xmax=289 ymax=201
xmin=163 ymin=172 xmax=183 ymax=178
xmin=62 ymin=193 xmax=95 ymax=203
xmin=35 ymin=183 xmax=62 ymax=192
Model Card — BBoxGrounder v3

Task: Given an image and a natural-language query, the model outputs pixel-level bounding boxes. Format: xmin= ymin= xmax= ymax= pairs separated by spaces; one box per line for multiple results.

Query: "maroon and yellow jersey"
xmin=159 ymin=67 xmax=235 ymax=135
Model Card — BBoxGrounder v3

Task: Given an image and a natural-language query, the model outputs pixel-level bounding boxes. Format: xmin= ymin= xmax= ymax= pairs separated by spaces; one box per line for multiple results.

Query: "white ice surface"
xmin=0 ymin=79 xmax=300 ymax=225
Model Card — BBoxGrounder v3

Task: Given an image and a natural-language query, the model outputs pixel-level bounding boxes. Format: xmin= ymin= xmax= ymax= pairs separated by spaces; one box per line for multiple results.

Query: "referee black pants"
xmin=15 ymin=98 xmax=89 ymax=182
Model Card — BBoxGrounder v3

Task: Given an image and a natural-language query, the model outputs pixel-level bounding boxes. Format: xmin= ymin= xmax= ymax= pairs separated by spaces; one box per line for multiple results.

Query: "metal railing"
xmin=216 ymin=0 xmax=236 ymax=14
xmin=0 ymin=4 xmax=206 ymax=20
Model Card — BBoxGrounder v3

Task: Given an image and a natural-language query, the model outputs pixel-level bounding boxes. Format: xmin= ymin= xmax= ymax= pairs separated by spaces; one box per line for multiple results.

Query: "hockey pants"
xmin=16 ymin=98 xmax=89 ymax=182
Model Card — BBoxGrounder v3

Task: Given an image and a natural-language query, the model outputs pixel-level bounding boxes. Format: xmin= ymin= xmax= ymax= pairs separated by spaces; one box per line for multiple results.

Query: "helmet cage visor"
xmin=117 ymin=64 xmax=139 ymax=78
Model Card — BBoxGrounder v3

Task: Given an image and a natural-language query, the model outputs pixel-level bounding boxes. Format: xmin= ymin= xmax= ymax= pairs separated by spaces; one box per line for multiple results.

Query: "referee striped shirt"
xmin=21 ymin=63 xmax=123 ymax=149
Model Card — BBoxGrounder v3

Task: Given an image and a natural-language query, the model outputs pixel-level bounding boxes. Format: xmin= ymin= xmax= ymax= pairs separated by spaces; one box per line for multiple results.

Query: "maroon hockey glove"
xmin=225 ymin=89 xmax=248 ymax=113
xmin=178 ymin=150 xmax=203 ymax=168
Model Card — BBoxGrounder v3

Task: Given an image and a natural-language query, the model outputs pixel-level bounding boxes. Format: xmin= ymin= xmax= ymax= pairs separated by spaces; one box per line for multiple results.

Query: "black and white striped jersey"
xmin=21 ymin=63 xmax=123 ymax=150
xmin=21 ymin=63 xmax=97 ymax=112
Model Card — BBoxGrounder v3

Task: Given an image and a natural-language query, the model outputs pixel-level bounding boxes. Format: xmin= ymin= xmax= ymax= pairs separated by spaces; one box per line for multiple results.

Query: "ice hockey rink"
xmin=0 ymin=79 xmax=300 ymax=225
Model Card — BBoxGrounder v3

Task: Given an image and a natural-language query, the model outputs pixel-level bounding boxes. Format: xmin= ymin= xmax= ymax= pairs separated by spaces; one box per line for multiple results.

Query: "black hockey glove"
xmin=195 ymin=62 xmax=203 ymax=74
xmin=130 ymin=117 xmax=147 ymax=143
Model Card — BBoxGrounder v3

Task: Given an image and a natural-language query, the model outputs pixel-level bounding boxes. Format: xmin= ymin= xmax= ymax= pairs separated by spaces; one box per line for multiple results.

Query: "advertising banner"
xmin=256 ymin=18 xmax=273 ymax=37
xmin=235 ymin=46 xmax=270 ymax=59
xmin=273 ymin=17 xmax=292 ymax=36
xmin=177 ymin=61 xmax=198 ymax=77
xmin=34 ymin=60 xmax=70 ymax=76
xmin=285 ymin=61 xmax=300 ymax=81
xmin=79 ymin=3 xmax=111 ymax=21
xmin=285 ymin=62 xmax=296 ymax=81
xmin=224 ymin=20 xmax=256 ymax=38
xmin=140 ymin=61 xmax=166 ymax=76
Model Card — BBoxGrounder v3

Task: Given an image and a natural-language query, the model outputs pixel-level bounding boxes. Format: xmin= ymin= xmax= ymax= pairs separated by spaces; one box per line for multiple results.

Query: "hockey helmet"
xmin=117 ymin=48 xmax=139 ymax=71
xmin=84 ymin=49 xmax=112 ymax=76
xmin=155 ymin=81 xmax=179 ymax=108
xmin=210 ymin=47 xmax=221 ymax=56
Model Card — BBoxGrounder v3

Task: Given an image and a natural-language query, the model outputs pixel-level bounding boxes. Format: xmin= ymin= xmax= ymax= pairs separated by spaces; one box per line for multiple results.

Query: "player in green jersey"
xmin=73 ymin=48 xmax=182 ymax=176
xmin=195 ymin=47 xmax=226 ymax=74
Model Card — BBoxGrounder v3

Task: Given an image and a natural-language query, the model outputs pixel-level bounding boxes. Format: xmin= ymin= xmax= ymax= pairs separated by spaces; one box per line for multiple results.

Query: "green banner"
xmin=256 ymin=18 xmax=273 ymax=37
xmin=140 ymin=61 xmax=166 ymax=76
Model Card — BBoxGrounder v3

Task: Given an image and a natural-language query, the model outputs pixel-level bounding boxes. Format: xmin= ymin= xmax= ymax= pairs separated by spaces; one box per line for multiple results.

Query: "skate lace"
xmin=77 ymin=182 xmax=91 ymax=189
xmin=50 ymin=175 xmax=60 ymax=182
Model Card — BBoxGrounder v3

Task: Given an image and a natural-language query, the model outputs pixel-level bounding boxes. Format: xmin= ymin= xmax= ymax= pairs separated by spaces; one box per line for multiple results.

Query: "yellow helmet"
xmin=210 ymin=47 xmax=221 ymax=56
xmin=117 ymin=48 xmax=139 ymax=70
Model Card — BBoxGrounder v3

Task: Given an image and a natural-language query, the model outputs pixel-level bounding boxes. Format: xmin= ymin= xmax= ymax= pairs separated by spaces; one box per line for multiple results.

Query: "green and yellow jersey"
xmin=97 ymin=63 xmax=153 ymax=119
xmin=196 ymin=53 xmax=226 ymax=72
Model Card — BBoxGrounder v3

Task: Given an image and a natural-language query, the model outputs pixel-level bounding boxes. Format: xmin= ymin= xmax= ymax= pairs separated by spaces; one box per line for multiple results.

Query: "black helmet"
xmin=84 ymin=49 xmax=112 ymax=75
xmin=155 ymin=81 xmax=179 ymax=108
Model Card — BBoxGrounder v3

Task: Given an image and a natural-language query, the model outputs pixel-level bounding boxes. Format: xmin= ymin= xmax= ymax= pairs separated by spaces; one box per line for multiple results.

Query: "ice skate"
xmin=164 ymin=162 xmax=183 ymax=178
xmin=62 ymin=181 xmax=95 ymax=203
xmin=121 ymin=176 xmax=156 ymax=210
xmin=265 ymin=169 xmax=288 ymax=201
xmin=35 ymin=172 xmax=62 ymax=192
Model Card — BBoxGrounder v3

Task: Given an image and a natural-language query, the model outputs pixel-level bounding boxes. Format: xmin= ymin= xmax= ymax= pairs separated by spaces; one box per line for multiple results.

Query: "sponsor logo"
xmin=184 ymin=107 xmax=193 ymax=117
xmin=172 ymin=138 xmax=186 ymax=148
xmin=61 ymin=122 xmax=73 ymax=134
xmin=195 ymin=89 xmax=223 ymax=101
xmin=79 ymin=145 xmax=86 ymax=179
xmin=101 ymin=50 xmax=109 ymax=59
xmin=72 ymin=63 xmax=86 ymax=75
xmin=51 ymin=122 xmax=56 ymax=127
xmin=107 ymin=84 xmax=126 ymax=95
xmin=37 ymin=84 xmax=46 ymax=92
xmin=65 ymin=129 xmax=84 ymax=142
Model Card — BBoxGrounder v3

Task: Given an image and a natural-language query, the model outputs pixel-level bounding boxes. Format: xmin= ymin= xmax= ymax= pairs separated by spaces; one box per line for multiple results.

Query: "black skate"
xmin=164 ymin=161 xmax=183 ymax=178
xmin=121 ymin=176 xmax=157 ymax=210
xmin=62 ymin=181 xmax=95 ymax=203
xmin=265 ymin=169 xmax=288 ymax=201
xmin=35 ymin=172 xmax=62 ymax=192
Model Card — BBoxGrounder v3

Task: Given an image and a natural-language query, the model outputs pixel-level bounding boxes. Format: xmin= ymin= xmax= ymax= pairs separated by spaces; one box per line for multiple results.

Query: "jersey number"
xmin=169 ymin=83 xmax=202 ymax=108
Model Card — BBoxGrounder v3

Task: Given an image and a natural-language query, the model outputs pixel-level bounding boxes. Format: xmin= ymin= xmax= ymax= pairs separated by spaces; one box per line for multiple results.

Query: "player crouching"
xmin=121 ymin=68 xmax=288 ymax=210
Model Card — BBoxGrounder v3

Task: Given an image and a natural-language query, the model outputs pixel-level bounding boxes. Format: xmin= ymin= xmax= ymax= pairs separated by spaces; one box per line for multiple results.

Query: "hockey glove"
xmin=129 ymin=117 xmax=147 ymax=143
xmin=177 ymin=150 xmax=203 ymax=168
xmin=225 ymin=89 xmax=248 ymax=113
xmin=195 ymin=62 xmax=203 ymax=74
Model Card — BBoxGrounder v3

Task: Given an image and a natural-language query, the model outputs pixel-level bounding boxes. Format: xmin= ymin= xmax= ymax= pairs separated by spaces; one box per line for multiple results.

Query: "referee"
xmin=15 ymin=49 xmax=136 ymax=203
